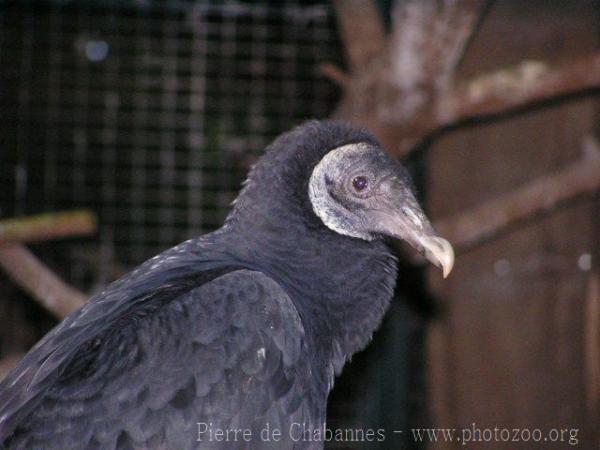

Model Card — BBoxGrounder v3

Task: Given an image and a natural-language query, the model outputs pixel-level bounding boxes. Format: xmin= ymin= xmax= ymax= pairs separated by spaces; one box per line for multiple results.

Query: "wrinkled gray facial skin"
xmin=309 ymin=143 xmax=454 ymax=278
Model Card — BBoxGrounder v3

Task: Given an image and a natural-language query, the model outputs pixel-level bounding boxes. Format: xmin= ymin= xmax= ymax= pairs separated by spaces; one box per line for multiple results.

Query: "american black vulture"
xmin=0 ymin=121 xmax=453 ymax=449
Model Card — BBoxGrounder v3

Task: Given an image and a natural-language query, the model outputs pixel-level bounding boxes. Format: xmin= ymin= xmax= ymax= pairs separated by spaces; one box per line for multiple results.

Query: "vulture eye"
xmin=352 ymin=176 xmax=368 ymax=192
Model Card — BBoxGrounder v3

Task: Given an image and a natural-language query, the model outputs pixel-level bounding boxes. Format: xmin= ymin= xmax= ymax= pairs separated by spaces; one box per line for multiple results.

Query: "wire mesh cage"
xmin=0 ymin=2 xmax=393 ymax=448
xmin=0 ymin=0 xmax=342 ymax=278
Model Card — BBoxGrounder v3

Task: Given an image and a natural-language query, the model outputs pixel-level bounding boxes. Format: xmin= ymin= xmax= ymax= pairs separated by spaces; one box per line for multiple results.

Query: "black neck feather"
xmin=218 ymin=121 xmax=397 ymax=386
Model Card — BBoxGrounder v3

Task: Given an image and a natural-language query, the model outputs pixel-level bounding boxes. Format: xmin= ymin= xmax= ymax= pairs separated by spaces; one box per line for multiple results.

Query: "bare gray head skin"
xmin=309 ymin=142 xmax=454 ymax=277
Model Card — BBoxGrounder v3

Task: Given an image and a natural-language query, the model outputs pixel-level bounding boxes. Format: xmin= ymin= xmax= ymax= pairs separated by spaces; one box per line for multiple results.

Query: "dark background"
xmin=0 ymin=1 xmax=598 ymax=449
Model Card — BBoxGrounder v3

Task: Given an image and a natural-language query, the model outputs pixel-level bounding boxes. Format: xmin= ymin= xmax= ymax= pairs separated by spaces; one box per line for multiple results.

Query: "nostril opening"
xmin=401 ymin=207 xmax=422 ymax=228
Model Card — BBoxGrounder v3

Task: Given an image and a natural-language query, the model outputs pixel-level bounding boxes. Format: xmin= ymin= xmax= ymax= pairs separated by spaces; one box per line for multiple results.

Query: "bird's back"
xmin=0 ymin=238 xmax=322 ymax=449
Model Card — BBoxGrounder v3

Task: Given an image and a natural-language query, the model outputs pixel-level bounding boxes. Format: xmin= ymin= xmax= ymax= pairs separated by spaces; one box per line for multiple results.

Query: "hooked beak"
xmin=411 ymin=234 xmax=455 ymax=278
xmin=373 ymin=197 xmax=455 ymax=278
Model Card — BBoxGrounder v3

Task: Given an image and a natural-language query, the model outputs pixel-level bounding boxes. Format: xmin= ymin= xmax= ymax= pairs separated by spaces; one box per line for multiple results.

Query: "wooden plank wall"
xmin=427 ymin=2 xmax=599 ymax=449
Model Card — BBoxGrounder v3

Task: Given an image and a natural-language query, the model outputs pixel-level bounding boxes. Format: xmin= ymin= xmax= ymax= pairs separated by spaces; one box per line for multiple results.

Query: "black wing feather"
xmin=1 ymin=269 xmax=319 ymax=450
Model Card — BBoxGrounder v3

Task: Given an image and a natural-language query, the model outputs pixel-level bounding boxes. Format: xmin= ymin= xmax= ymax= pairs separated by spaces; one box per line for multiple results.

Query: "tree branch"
xmin=0 ymin=211 xmax=97 ymax=318
xmin=332 ymin=0 xmax=386 ymax=74
xmin=345 ymin=0 xmax=487 ymax=125
xmin=389 ymin=0 xmax=488 ymax=93
xmin=332 ymin=0 xmax=600 ymax=160
xmin=435 ymin=136 xmax=600 ymax=251
xmin=437 ymin=52 xmax=600 ymax=127
xmin=431 ymin=0 xmax=491 ymax=92
xmin=386 ymin=52 xmax=600 ymax=158
xmin=0 ymin=244 xmax=86 ymax=318
xmin=0 ymin=211 xmax=97 ymax=246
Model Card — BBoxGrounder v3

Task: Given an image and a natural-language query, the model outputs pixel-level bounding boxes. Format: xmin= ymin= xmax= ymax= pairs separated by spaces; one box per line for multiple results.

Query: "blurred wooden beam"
xmin=584 ymin=271 xmax=600 ymax=432
xmin=0 ymin=210 xmax=97 ymax=246
xmin=435 ymin=136 xmax=600 ymax=251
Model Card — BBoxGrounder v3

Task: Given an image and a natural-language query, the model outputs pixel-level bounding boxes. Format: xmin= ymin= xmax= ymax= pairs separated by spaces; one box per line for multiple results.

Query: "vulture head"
xmin=309 ymin=134 xmax=454 ymax=277
xmin=231 ymin=121 xmax=454 ymax=278
xmin=307 ymin=139 xmax=454 ymax=278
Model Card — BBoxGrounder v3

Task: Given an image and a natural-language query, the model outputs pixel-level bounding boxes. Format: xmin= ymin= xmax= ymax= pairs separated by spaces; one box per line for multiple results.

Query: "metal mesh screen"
xmin=0 ymin=0 xmax=342 ymax=279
